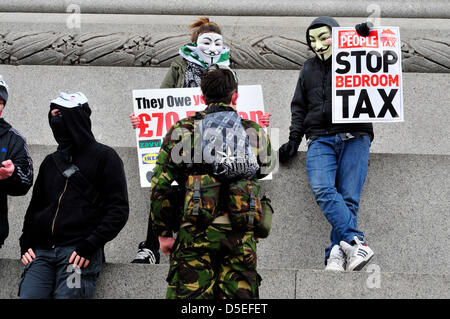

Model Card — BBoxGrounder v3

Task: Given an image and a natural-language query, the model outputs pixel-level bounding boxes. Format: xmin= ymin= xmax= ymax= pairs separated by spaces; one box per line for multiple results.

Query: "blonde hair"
xmin=189 ymin=17 xmax=222 ymax=43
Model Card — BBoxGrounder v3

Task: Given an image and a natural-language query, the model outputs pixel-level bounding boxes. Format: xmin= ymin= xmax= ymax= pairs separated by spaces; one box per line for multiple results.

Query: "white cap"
xmin=51 ymin=92 xmax=88 ymax=108
xmin=0 ymin=75 xmax=9 ymax=94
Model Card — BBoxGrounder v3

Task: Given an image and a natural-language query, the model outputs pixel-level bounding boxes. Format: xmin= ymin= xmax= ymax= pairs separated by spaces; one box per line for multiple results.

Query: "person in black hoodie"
xmin=279 ymin=17 xmax=375 ymax=272
xmin=18 ymin=92 xmax=129 ymax=299
xmin=0 ymin=75 xmax=33 ymax=249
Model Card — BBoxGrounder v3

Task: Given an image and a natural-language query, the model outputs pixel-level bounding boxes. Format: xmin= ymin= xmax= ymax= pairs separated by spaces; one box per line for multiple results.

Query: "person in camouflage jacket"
xmin=151 ymin=67 xmax=274 ymax=299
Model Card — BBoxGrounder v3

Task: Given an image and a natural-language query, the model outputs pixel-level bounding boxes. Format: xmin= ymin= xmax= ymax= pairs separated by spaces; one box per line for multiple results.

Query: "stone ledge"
xmin=1 ymin=149 xmax=449 ymax=275
xmin=0 ymin=14 xmax=448 ymax=72
xmin=1 ymin=259 xmax=448 ymax=299
xmin=0 ymin=0 xmax=449 ymax=18
xmin=0 ymin=65 xmax=448 ymax=155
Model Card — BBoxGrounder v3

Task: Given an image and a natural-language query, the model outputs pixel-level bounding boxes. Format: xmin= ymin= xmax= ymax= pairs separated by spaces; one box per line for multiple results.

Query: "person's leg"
xmin=306 ymin=135 xmax=364 ymax=262
xmin=334 ymin=135 xmax=374 ymax=271
xmin=131 ymin=217 xmax=160 ymax=264
xmin=18 ymin=249 xmax=56 ymax=299
xmin=215 ymin=228 xmax=261 ymax=299
xmin=145 ymin=217 xmax=160 ymax=252
xmin=166 ymin=225 xmax=216 ymax=299
xmin=335 ymin=135 xmax=370 ymax=244
xmin=53 ymin=246 xmax=103 ymax=299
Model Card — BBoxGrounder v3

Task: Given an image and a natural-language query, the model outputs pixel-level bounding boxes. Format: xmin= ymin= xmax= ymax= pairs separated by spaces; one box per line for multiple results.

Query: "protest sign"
xmin=132 ymin=85 xmax=268 ymax=187
xmin=332 ymin=27 xmax=404 ymax=123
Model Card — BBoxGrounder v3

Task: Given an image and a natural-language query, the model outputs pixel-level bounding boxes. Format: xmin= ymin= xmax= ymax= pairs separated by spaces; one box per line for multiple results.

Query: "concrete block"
xmin=296 ymin=269 xmax=450 ymax=299
xmin=260 ymin=152 xmax=450 ymax=275
xmin=95 ymin=263 xmax=168 ymax=299
xmin=0 ymin=1 xmax=448 ymax=18
xmin=1 ymin=259 xmax=447 ymax=299
xmin=0 ymin=65 xmax=448 ymax=156
xmin=1 ymin=146 xmax=448 ymax=276
xmin=0 ymin=259 xmax=22 ymax=299
xmin=0 ymin=14 xmax=448 ymax=72
xmin=96 ymin=265 xmax=296 ymax=299
xmin=0 ymin=259 xmax=296 ymax=299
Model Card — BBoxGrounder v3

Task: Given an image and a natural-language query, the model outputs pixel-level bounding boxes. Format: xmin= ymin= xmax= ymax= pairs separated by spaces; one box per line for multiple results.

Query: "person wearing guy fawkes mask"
xmin=129 ymin=17 xmax=271 ymax=265
xmin=0 ymin=75 xmax=33 ymax=250
xmin=18 ymin=92 xmax=129 ymax=299
xmin=162 ymin=17 xmax=230 ymax=88
xmin=278 ymin=17 xmax=376 ymax=272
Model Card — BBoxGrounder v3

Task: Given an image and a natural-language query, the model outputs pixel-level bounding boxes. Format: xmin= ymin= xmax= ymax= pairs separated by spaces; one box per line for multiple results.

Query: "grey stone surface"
xmin=0 ymin=1 xmax=448 ymax=18
xmin=1 ymin=146 xmax=448 ymax=275
xmin=0 ymin=65 xmax=448 ymax=156
xmin=1 ymin=0 xmax=448 ymax=303
xmin=1 ymin=259 xmax=447 ymax=299
xmin=259 ymin=268 xmax=296 ymax=299
xmin=1 ymin=13 xmax=449 ymax=32
xmin=0 ymin=14 xmax=448 ymax=72
xmin=261 ymin=152 xmax=450 ymax=275
xmin=95 ymin=263 xmax=168 ymax=299
xmin=96 ymin=264 xmax=296 ymax=299
xmin=296 ymin=269 xmax=450 ymax=299
xmin=1 ymin=31 xmax=449 ymax=73
xmin=0 ymin=259 xmax=295 ymax=299
xmin=0 ymin=259 xmax=23 ymax=299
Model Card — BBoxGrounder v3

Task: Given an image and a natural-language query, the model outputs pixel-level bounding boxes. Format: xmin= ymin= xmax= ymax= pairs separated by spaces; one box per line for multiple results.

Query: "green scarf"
xmin=179 ymin=43 xmax=230 ymax=69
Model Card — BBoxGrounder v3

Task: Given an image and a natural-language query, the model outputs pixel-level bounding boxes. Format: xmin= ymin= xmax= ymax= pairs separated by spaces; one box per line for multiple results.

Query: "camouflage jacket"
xmin=151 ymin=104 xmax=274 ymax=237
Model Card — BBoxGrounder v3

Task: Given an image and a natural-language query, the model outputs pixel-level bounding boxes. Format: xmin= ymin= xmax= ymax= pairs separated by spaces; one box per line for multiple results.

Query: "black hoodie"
xmin=19 ymin=102 xmax=129 ymax=257
xmin=288 ymin=16 xmax=374 ymax=143
xmin=0 ymin=118 xmax=33 ymax=247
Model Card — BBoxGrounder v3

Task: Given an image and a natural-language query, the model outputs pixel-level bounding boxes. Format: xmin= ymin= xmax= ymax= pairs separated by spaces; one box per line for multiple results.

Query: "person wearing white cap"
xmin=18 ymin=92 xmax=129 ymax=299
xmin=0 ymin=75 xmax=33 ymax=249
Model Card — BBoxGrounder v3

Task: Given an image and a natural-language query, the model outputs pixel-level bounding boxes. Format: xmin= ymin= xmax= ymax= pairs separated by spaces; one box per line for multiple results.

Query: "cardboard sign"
xmin=133 ymin=85 xmax=268 ymax=187
xmin=332 ymin=27 xmax=404 ymax=123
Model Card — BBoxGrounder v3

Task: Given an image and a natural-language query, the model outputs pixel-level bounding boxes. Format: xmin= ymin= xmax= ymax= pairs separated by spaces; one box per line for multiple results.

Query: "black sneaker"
xmin=131 ymin=241 xmax=160 ymax=264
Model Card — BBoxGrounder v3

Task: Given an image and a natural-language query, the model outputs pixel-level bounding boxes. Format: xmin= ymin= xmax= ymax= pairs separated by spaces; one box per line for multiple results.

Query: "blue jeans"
xmin=306 ymin=134 xmax=370 ymax=263
xmin=18 ymin=246 xmax=103 ymax=299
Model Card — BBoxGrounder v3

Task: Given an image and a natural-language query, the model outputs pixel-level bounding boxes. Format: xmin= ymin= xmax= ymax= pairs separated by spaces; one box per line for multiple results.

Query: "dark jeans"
xmin=18 ymin=246 xmax=103 ymax=299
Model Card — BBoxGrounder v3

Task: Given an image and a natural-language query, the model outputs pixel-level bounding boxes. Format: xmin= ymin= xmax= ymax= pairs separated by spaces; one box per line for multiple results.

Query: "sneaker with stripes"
xmin=340 ymin=236 xmax=374 ymax=271
xmin=131 ymin=241 xmax=160 ymax=264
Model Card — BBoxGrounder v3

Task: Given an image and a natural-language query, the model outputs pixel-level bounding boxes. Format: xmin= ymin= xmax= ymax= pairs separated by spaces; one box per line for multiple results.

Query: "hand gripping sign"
xmin=133 ymin=85 xmax=269 ymax=188
xmin=332 ymin=27 xmax=404 ymax=123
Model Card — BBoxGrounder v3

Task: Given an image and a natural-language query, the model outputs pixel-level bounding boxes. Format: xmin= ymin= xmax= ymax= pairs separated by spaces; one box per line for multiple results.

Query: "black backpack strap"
xmin=52 ymin=153 xmax=100 ymax=205
xmin=192 ymin=177 xmax=201 ymax=217
xmin=248 ymin=187 xmax=256 ymax=227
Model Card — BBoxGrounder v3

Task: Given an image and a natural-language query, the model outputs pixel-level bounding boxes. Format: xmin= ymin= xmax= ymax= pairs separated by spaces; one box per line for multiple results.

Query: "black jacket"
xmin=0 ymin=118 xmax=33 ymax=247
xmin=19 ymin=103 xmax=129 ymax=257
xmin=288 ymin=16 xmax=374 ymax=143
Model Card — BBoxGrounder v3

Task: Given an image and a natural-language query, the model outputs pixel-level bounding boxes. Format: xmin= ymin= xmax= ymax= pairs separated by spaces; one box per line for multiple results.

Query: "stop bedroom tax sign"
xmin=332 ymin=26 xmax=404 ymax=123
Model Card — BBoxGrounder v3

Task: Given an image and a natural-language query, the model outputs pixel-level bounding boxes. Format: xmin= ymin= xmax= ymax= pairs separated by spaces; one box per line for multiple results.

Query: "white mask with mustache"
xmin=196 ymin=33 xmax=224 ymax=66
xmin=309 ymin=26 xmax=332 ymax=61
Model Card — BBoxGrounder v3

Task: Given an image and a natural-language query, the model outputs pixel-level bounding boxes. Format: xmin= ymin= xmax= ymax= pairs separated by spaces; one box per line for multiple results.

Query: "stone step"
xmin=0 ymin=65 xmax=448 ymax=156
xmin=0 ymin=259 xmax=448 ymax=299
xmin=1 ymin=146 xmax=448 ymax=275
xmin=0 ymin=13 xmax=448 ymax=72
xmin=0 ymin=0 xmax=448 ymax=18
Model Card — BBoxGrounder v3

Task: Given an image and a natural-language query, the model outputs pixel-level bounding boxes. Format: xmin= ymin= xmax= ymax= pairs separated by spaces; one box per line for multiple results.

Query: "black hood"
xmin=0 ymin=118 xmax=12 ymax=137
xmin=306 ymin=16 xmax=340 ymax=50
xmin=48 ymin=102 xmax=95 ymax=151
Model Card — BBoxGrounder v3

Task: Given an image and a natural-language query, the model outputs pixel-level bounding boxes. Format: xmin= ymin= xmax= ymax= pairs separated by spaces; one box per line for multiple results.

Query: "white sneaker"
xmin=325 ymin=245 xmax=346 ymax=271
xmin=340 ymin=237 xmax=374 ymax=271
